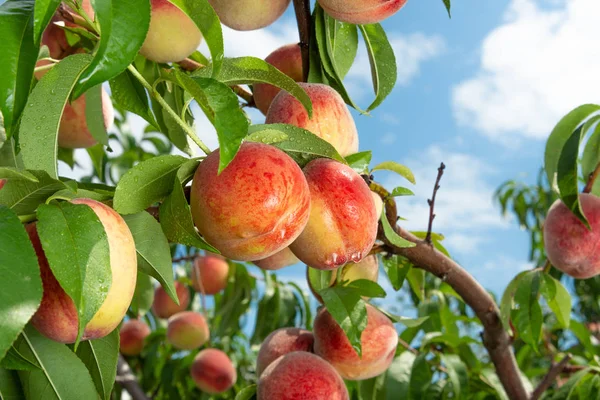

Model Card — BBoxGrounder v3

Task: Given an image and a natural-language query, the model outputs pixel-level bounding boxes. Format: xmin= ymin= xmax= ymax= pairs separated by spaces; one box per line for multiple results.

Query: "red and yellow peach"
xmin=256 ymin=327 xmax=314 ymax=375
xmin=191 ymin=254 xmax=229 ymax=295
xmin=190 ymin=349 xmax=237 ymax=394
xmin=166 ymin=311 xmax=210 ymax=350
xmin=152 ymin=281 xmax=190 ymax=319
xmin=119 ymin=319 xmax=151 ymax=356
xmin=318 ymin=0 xmax=408 ymax=25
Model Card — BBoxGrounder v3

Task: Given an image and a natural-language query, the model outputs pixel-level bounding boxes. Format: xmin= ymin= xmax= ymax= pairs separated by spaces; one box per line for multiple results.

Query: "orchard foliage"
xmin=0 ymin=0 xmax=599 ymax=399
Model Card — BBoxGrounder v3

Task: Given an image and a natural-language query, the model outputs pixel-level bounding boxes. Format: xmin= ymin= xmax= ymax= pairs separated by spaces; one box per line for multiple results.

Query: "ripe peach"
xmin=190 ymin=349 xmax=237 ymax=394
xmin=140 ymin=0 xmax=203 ymax=63
xmin=256 ymin=328 xmax=314 ymax=376
xmin=289 ymin=159 xmax=377 ymax=269
xmin=152 ymin=281 xmax=190 ymax=319
xmin=119 ymin=319 xmax=151 ymax=356
xmin=41 ymin=16 xmax=73 ymax=60
xmin=318 ymin=0 xmax=408 ymax=24
xmin=191 ymin=254 xmax=229 ymax=295
xmin=29 ymin=198 xmax=137 ymax=343
xmin=266 ymin=83 xmax=359 ymax=157
xmin=371 ymin=192 xmax=383 ymax=219
xmin=0 ymin=179 xmax=5 ymax=190
xmin=166 ymin=311 xmax=210 ymax=350
xmin=258 ymin=352 xmax=349 ymax=400
xmin=190 ymin=142 xmax=311 ymax=261
xmin=254 ymin=44 xmax=303 ymax=115
xmin=544 ymin=193 xmax=600 ymax=279
xmin=254 ymin=247 xmax=299 ymax=271
xmin=208 ymin=0 xmax=291 ymax=31
xmin=313 ymin=304 xmax=398 ymax=380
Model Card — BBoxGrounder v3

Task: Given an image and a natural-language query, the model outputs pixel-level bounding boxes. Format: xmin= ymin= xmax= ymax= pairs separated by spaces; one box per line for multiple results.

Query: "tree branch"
xmin=117 ymin=355 xmax=149 ymax=400
xmin=293 ymin=0 xmax=311 ymax=82
xmin=425 ymin=162 xmax=445 ymax=244
xmin=583 ymin=161 xmax=600 ymax=193
xmin=530 ymin=354 xmax=572 ymax=400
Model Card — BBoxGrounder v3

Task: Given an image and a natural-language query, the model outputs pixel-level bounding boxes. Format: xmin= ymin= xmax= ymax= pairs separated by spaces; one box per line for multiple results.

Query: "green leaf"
xmin=73 ymin=0 xmax=150 ymax=98
xmin=359 ymin=24 xmax=397 ymax=112
xmin=0 ymin=0 xmax=37 ymax=138
xmin=0 ymin=168 xmax=38 ymax=182
xmin=1 ymin=346 xmax=40 ymax=371
xmin=390 ymin=187 xmax=415 ymax=197
xmin=343 ymin=279 xmax=386 ymax=298
xmin=0 ymin=170 xmax=68 ymax=215
xmin=544 ymin=104 xmax=600 ymax=190
xmin=381 ymin=209 xmax=415 ymax=248
xmin=440 ymin=354 xmax=468 ymax=399
xmin=384 ymin=313 xmax=428 ymax=328
xmin=85 ymin=85 xmax=109 ymax=146
xmin=358 ymin=373 xmax=386 ymax=400
xmin=307 ymin=267 xmax=334 ymax=292
xmin=372 ymin=161 xmax=415 ymax=184
xmin=328 ymin=21 xmax=358 ymax=79
xmin=345 ymin=151 xmax=372 ymax=174
xmin=382 ymin=255 xmax=411 ymax=291
xmin=407 ymin=268 xmax=425 ymax=302
xmin=409 ymin=353 xmax=432 ymax=399
xmin=15 ymin=326 xmax=98 ymax=400
xmin=570 ymin=320 xmax=596 ymax=356
xmin=540 ymin=274 xmax=571 ymax=329
xmin=33 ymin=0 xmax=60 ymax=45
xmin=247 ymin=124 xmax=345 ymax=166
xmin=73 ymin=329 xmax=119 ymax=400
xmin=235 ymin=384 xmax=257 ymax=400
xmin=192 ymin=57 xmax=312 ymax=116
xmin=442 ymin=0 xmax=451 ymax=18
xmin=123 ymin=212 xmax=178 ymax=305
xmin=175 ymin=72 xmax=249 ymax=173
xmin=0 ymin=367 xmax=25 ymax=399
xmin=109 ymin=69 xmax=157 ymax=127
xmin=130 ymin=272 xmax=154 ymax=318
xmin=169 ymin=0 xmax=224 ymax=77
xmin=511 ymin=270 xmax=543 ymax=351
xmin=384 ymin=352 xmax=416 ymax=400
xmin=480 ymin=369 xmax=509 ymax=400
xmin=20 ymin=54 xmax=92 ymax=178
xmin=581 ymin=117 xmax=600 ymax=194
xmin=113 ymin=155 xmax=187 ymax=214
xmin=0 ymin=207 xmax=42 ymax=363
xmin=320 ymin=286 xmax=367 ymax=356
xmin=551 ymin=369 xmax=590 ymax=400
xmin=0 ymin=138 xmax=24 ymax=169
xmin=36 ymin=202 xmax=112 ymax=345
xmin=499 ymin=270 xmax=528 ymax=330
xmin=161 ymin=86 xmax=192 ymax=155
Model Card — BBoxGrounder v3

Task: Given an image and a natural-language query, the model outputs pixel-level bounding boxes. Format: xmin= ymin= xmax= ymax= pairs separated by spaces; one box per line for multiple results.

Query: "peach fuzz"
xmin=191 ymin=254 xmax=229 ymax=295
xmin=318 ymin=0 xmax=408 ymax=25
xmin=190 ymin=142 xmax=311 ymax=261
xmin=289 ymin=158 xmax=378 ymax=269
xmin=254 ymin=247 xmax=300 ymax=271
xmin=266 ymin=83 xmax=359 ymax=157
xmin=140 ymin=0 xmax=202 ymax=63
xmin=313 ymin=304 xmax=398 ymax=380
xmin=254 ymin=44 xmax=303 ymax=115
xmin=191 ymin=349 xmax=237 ymax=394
xmin=152 ymin=281 xmax=190 ymax=319
xmin=167 ymin=311 xmax=210 ymax=350
xmin=258 ymin=352 xmax=349 ymax=400
xmin=256 ymin=328 xmax=314 ymax=376
xmin=120 ymin=319 xmax=151 ymax=356
xmin=544 ymin=193 xmax=600 ymax=279
xmin=29 ymin=198 xmax=137 ymax=343
xmin=208 ymin=0 xmax=291 ymax=31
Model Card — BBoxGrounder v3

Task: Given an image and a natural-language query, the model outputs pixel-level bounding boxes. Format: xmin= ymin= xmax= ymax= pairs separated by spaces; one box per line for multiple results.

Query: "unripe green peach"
xmin=318 ymin=0 xmax=408 ymax=24
xmin=152 ymin=281 xmax=190 ymax=319
xmin=256 ymin=328 xmax=314 ymax=376
xmin=314 ymin=304 xmax=398 ymax=380
xmin=290 ymin=159 xmax=378 ymax=269
xmin=167 ymin=311 xmax=209 ymax=350
xmin=140 ymin=0 xmax=203 ymax=63
xmin=191 ymin=254 xmax=229 ymax=295
xmin=254 ymin=247 xmax=299 ymax=271
xmin=190 ymin=142 xmax=311 ymax=261
xmin=254 ymin=44 xmax=303 ymax=115
xmin=266 ymin=83 xmax=359 ymax=157
xmin=29 ymin=198 xmax=137 ymax=343
xmin=119 ymin=319 xmax=151 ymax=356
xmin=544 ymin=193 xmax=600 ymax=279
xmin=190 ymin=349 xmax=237 ymax=394
xmin=258 ymin=352 xmax=349 ymax=400
xmin=208 ymin=0 xmax=291 ymax=31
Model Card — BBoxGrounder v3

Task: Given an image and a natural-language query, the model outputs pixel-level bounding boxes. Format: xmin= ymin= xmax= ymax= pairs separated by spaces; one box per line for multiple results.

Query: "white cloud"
xmin=453 ymin=0 xmax=600 ymax=141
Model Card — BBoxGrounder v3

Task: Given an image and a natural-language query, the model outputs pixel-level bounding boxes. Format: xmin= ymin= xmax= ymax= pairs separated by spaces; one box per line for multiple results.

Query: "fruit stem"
xmin=583 ymin=161 xmax=600 ymax=193
xmin=127 ymin=65 xmax=212 ymax=155
xmin=292 ymin=0 xmax=312 ymax=82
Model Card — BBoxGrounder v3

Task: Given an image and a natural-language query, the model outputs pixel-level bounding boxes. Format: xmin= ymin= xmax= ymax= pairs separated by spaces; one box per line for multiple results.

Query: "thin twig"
xmin=425 ymin=162 xmax=445 ymax=244
xmin=583 ymin=161 xmax=600 ymax=193
xmin=172 ymin=255 xmax=196 ymax=264
xmin=116 ymin=355 xmax=149 ymax=400
xmin=292 ymin=0 xmax=311 ymax=82
xmin=530 ymin=354 xmax=572 ymax=400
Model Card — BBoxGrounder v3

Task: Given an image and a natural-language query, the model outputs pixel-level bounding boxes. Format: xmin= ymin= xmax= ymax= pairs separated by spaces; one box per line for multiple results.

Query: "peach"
xmin=371 ymin=192 xmax=383 ymax=219
xmin=166 ymin=311 xmax=210 ymax=350
xmin=191 ymin=254 xmax=229 ymax=295
xmin=152 ymin=281 xmax=190 ymax=319
xmin=266 ymin=83 xmax=359 ymax=157
xmin=190 ymin=142 xmax=311 ymax=261
xmin=140 ymin=0 xmax=202 ymax=63
xmin=313 ymin=304 xmax=398 ymax=380
xmin=254 ymin=44 xmax=303 ymax=115
xmin=190 ymin=349 xmax=237 ymax=394
xmin=119 ymin=319 xmax=151 ymax=356
xmin=544 ymin=193 xmax=600 ymax=279
xmin=257 ymin=352 xmax=349 ymax=400
xmin=289 ymin=158 xmax=378 ymax=269
xmin=208 ymin=0 xmax=291 ymax=31
xmin=29 ymin=198 xmax=137 ymax=343
xmin=318 ymin=0 xmax=408 ymax=24
xmin=254 ymin=247 xmax=299 ymax=271
xmin=256 ymin=328 xmax=314 ymax=376
xmin=0 ymin=179 xmax=5 ymax=190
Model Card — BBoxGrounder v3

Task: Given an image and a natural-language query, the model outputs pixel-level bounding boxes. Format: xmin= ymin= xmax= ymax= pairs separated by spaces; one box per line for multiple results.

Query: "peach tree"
xmin=0 ymin=0 xmax=598 ymax=399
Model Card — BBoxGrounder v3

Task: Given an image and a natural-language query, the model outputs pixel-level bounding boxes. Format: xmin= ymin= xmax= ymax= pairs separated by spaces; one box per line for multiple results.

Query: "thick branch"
xmin=293 ymin=0 xmax=311 ymax=82
xmin=117 ymin=355 xmax=149 ymax=400
xmin=425 ymin=162 xmax=445 ymax=244
xmin=530 ymin=354 xmax=572 ymax=400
